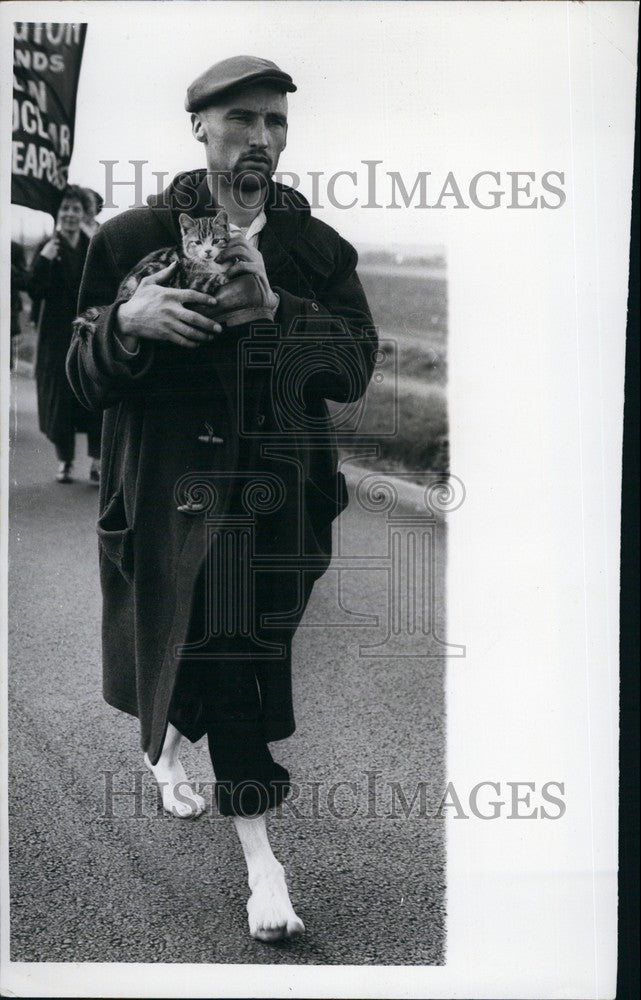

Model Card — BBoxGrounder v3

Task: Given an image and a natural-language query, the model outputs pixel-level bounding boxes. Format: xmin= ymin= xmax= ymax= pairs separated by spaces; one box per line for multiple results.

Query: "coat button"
xmin=198 ymin=422 xmax=224 ymax=445
xmin=310 ymin=301 xmax=319 ymax=312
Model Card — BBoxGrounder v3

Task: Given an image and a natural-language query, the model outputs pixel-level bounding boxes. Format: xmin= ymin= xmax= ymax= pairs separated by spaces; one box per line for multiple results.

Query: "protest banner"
xmin=12 ymin=22 xmax=87 ymax=217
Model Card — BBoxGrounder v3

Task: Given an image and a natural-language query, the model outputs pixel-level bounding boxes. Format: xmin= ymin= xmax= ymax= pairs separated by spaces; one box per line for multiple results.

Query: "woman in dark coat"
xmin=10 ymin=240 xmax=28 ymax=371
xmin=28 ymin=185 xmax=102 ymax=484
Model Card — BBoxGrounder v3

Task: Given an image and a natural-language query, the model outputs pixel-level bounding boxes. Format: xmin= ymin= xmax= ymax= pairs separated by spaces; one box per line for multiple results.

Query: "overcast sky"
xmin=7 ymin=0 xmax=637 ymax=250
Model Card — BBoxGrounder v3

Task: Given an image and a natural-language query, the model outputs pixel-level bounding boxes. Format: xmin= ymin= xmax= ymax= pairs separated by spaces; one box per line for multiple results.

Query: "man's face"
xmin=192 ymin=85 xmax=288 ymax=191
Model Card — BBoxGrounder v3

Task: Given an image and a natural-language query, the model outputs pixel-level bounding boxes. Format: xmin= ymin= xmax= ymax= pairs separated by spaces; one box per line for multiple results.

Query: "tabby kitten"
xmin=178 ymin=212 xmax=230 ymax=288
xmin=116 ymin=210 xmax=230 ymax=301
xmin=71 ymin=211 xmax=232 ymax=346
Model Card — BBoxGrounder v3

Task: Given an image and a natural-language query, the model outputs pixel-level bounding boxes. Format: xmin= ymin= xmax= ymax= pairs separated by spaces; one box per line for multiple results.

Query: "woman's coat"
xmin=28 ymin=231 xmax=102 ymax=447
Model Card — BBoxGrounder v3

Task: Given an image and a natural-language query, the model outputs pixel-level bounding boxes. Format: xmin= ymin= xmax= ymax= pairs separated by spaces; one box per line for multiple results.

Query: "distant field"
xmin=359 ymin=265 xmax=447 ymax=342
xmin=336 ymin=263 xmax=449 ymax=476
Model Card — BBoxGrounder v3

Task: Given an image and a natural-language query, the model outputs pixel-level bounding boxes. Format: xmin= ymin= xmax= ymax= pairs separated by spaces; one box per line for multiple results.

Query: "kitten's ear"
xmin=179 ymin=213 xmax=196 ymax=233
xmin=214 ymin=210 xmax=229 ymax=229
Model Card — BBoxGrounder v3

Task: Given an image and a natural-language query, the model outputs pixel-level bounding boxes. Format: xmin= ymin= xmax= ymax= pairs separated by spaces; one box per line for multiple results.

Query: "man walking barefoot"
xmin=67 ymin=55 xmax=375 ymax=942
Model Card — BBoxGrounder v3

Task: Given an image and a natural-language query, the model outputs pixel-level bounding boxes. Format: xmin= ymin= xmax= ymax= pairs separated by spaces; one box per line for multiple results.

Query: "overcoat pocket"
xmin=97 ymin=487 xmax=134 ymax=584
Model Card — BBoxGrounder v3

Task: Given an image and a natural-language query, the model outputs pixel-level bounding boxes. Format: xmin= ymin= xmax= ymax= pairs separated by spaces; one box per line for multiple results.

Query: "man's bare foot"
xmin=144 ymin=753 xmax=206 ymax=818
xmin=144 ymin=726 xmax=206 ymax=819
xmin=233 ymin=814 xmax=304 ymax=942
xmin=246 ymin=861 xmax=305 ymax=942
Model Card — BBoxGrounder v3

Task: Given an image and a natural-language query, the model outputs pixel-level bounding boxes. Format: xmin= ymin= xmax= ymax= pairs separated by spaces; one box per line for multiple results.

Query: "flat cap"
xmin=185 ymin=55 xmax=296 ymax=112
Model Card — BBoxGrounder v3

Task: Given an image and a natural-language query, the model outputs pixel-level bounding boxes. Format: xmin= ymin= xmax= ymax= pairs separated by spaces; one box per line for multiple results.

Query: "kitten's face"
xmin=179 ymin=212 xmax=229 ymax=264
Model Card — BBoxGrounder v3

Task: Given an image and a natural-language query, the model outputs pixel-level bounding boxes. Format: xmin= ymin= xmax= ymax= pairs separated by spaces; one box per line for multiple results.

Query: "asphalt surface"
xmin=8 ymin=371 xmax=446 ymax=966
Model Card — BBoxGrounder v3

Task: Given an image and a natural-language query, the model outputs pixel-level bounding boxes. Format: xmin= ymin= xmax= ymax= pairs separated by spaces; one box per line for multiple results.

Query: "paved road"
xmin=8 ymin=371 xmax=446 ymax=966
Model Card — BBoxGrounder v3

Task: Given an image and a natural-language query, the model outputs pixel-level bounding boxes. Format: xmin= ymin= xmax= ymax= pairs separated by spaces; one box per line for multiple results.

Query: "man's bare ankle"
xmin=247 ymin=857 xmax=285 ymax=890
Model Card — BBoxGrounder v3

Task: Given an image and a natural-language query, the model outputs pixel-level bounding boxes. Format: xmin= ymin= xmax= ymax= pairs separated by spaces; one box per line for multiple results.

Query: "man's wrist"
xmin=114 ymin=303 xmax=140 ymax=355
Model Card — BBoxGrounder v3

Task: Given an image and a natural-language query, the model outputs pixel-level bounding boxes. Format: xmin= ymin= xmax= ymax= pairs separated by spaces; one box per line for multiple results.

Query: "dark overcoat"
xmin=66 ymin=170 xmax=376 ymax=764
xmin=27 ymin=231 xmax=102 ymax=446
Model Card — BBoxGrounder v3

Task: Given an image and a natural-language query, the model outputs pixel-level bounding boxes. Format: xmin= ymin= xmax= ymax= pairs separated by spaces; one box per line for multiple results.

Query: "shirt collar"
xmin=229 ymin=210 xmax=267 ymax=242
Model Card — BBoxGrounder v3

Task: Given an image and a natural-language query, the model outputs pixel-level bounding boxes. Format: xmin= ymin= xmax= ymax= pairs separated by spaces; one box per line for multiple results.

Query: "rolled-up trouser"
xmin=198 ymin=657 xmax=290 ymax=818
xmin=169 ymin=560 xmax=293 ymax=816
xmin=169 ymin=672 xmax=291 ymax=818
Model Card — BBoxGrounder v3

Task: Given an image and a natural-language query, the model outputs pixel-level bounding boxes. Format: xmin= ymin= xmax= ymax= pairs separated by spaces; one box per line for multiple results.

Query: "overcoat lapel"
xmin=259 ymin=225 xmax=315 ymax=299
